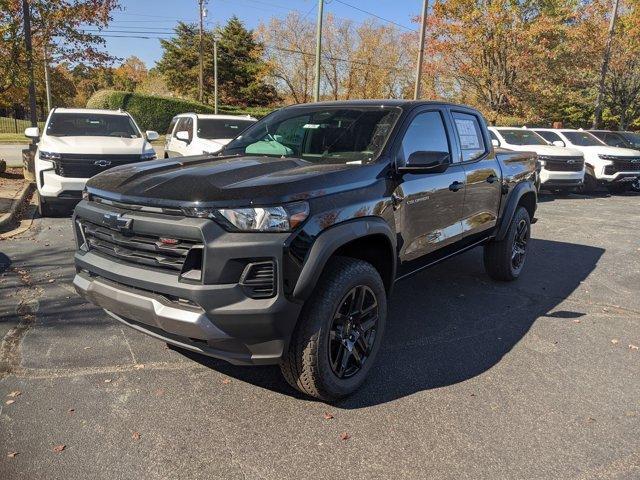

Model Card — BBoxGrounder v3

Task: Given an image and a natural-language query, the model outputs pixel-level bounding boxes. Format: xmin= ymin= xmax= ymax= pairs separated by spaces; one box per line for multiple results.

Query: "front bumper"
xmin=597 ymin=171 xmax=640 ymax=184
xmin=539 ymin=168 xmax=584 ymax=188
xmin=73 ymin=200 xmax=303 ymax=365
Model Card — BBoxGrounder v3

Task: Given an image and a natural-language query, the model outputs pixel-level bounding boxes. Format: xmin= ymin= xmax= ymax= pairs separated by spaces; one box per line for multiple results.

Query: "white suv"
xmin=25 ymin=108 xmax=158 ymax=216
xmin=489 ymin=127 xmax=585 ymax=193
xmin=533 ymin=128 xmax=640 ymax=192
xmin=164 ymin=113 xmax=257 ymax=157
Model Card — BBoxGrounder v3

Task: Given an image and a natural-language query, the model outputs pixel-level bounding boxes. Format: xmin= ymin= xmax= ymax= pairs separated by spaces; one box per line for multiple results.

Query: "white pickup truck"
xmin=488 ymin=127 xmax=585 ymax=193
xmin=533 ymin=128 xmax=640 ymax=192
xmin=164 ymin=113 xmax=257 ymax=157
xmin=25 ymin=108 xmax=159 ymax=216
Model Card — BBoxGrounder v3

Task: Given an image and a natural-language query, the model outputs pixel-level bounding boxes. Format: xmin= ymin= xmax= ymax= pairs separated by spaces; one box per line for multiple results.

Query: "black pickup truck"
xmin=72 ymin=101 xmax=537 ymax=400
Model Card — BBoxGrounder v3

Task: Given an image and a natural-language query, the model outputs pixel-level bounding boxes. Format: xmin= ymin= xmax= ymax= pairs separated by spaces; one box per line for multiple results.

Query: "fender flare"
xmin=496 ymin=181 xmax=537 ymax=241
xmin=292 ymin=217 xmax=397 ymax=301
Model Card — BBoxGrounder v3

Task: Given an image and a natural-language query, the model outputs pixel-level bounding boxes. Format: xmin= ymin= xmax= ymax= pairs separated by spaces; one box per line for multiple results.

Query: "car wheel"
xmin=631 ymin=177 xmax=640 ymax=192
xmin=483 ymin=206 xmax=531 ymax=282
xmin=280 ymin=256 xmax=387 ymax=401
xmin=579 ymin=173 xmax=598 ymax=193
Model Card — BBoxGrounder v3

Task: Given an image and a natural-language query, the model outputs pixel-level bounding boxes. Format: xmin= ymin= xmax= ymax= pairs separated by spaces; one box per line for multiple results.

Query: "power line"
xmin=331 ymin=0 xmax=417 ymax=32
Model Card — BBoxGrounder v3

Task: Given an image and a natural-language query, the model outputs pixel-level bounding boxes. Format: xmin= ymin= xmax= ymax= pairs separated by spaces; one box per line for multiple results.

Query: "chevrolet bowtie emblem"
xmin=102 ymin=213 xmax=133 ymax=232
xmin=94 ymin=160 xmax=112 ymax=167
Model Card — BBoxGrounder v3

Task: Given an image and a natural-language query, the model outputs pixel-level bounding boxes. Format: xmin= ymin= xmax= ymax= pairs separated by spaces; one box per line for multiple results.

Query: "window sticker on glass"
xmin=303 ymin=124 xmax=321 ymax=129
xmin=455 ymin=119 xmax=480 ymax=149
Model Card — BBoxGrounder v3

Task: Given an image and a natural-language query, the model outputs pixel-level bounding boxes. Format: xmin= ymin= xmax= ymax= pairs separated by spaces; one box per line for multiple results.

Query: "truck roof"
xmin=50 ymin=108 xmax=130 ymax=116
xmin=284 ymin=99 xmax=473 ymax=110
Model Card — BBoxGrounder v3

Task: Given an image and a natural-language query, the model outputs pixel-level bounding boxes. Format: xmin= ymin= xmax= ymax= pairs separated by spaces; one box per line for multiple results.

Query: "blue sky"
xmin=98 ymin=0 xmax=421 ymax=66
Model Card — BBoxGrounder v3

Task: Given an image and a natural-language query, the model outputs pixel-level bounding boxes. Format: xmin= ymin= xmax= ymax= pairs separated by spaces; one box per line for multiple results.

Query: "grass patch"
xmin=0 ymin=133 xmax=29 ymax=144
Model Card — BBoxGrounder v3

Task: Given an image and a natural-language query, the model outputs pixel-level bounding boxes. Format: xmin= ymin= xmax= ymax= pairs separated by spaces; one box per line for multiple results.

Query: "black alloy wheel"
xmin=328 ymin=285 xmax=379 ymax=379
xmin=511 ymin=218 xmax=529 ymax=270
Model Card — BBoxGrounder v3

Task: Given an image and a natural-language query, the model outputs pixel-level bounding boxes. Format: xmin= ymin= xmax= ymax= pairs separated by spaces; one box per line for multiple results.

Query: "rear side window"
xmin=452 ymin=112 xmax=486 ymax=162
xmin=166 ymin=118 xmax=178 ymax=136
xmin=535 ymin=130 xmax=562 ymax=143
xmin=399 ymin=111 xmax=450 ymax=164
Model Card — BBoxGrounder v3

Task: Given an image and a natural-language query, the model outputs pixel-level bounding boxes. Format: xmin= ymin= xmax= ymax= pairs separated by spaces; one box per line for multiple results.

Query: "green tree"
xmin=156 ymin=17 xmax=277 ymax=107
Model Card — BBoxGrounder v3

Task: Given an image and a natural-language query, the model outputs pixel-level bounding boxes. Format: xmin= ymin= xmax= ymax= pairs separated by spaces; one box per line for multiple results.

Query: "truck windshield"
xmin=46 ymin=113 xmax=140 ymax=138
xmin=562 ymin=131 xmax=604 ymax=147
xmin=197 ymin=118 xmax=256 ymax=140
xmin=499 ymin=129 xmax=547 ymax=146
xmin=621 ymin=132 xmax=640 ymax=149
xmin=223 ymin=106 xmax=401 ymax=164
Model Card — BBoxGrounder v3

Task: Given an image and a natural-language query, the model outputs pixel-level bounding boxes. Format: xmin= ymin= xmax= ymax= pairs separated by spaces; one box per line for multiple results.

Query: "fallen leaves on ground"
xmin=104 ymin=379 xmax=112 ymax=383
xmin=629 ymin=344 xmax=639 ymax=351
xmin=67 ymin=408 xmax=75 ymax=414
xmin=134 ymin=364 xmax=145 ymax=370
xmin=131 ymin=432 xmax=141 ymax=441
xmin=323 ymin=412 xmax=334 ymax=420
xmin=52 ymin=445 xmax=65 ymax=453
xmin=7 ymin=451 xmax=18 ymax=458
xmin=7 ymin=391 xmax=21 ymax=398
xmin=572 ymin=319 xmax=581 ymax=324
xmin=222 ymin=378 xmax=231 ymax=384
xmin=611 ymin=339 xmax=619 ymax=345
xmin=5 ymin=399 xmax=15 ymax=405
xmin=340 ymin=432 xmax=351 ymax=441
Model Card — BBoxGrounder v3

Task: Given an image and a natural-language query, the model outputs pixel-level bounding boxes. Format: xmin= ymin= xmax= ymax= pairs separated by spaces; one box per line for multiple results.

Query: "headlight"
xmin=183 ymin=201 xmax=309 ymax=232
xmin=39 ymin=151 xmax=61 ymax=161
xmin=140 ymin=151 xmax=157 ymax=160
xmin=598 ymin=155 xmax=617 ymax=161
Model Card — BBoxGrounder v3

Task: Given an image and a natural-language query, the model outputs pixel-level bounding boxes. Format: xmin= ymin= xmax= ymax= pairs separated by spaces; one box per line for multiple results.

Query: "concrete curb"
xmin=0 ymin=181 xmax=35 ymax=230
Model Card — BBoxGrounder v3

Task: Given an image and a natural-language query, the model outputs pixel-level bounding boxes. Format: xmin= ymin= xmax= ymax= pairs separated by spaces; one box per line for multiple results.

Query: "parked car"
xmin=589 ymin=130 xmax=640 ymax=150
xmin=73 ymin=100 xmax=537 ymax=400
xmin=24 ymin=108 xmax=158 ymax=216
xmin=532 ymin=128 xmax=640 ymax=192
xmin=489 ymin=127 xmax=585 ymax=193
xmin=164 ymin=113 xmax=257 ymax=157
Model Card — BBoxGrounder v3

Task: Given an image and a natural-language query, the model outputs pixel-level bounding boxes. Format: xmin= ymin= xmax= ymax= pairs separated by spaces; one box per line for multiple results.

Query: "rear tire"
xmin=581 ymin=172 xmax=598 ymax=193
xmin=280 ymin=256 xmax=387 ymax=401
xmin=484 ymin=207 xmax=531 ymax=282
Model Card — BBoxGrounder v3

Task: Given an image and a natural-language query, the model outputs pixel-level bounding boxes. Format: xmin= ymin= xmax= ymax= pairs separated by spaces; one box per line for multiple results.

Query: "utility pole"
xmin=198 ymin=0 xmax=205 ymax=103
xmin=43 ymin=43 xmax=52 ymax=112
xmin=413 ymin=0 xmax=429 ymax=100
xmin=213 ymin=32 xmax=220 ymax=114
xmin=593 ymin=0 xmax=620 ymax=129
xmin=313 ymin=0 xmax=324 ymax=102
xmin=22 ymin=0 xmax=38 ymax=144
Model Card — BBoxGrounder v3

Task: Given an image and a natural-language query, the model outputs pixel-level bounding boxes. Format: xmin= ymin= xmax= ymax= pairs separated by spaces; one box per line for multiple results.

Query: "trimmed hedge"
xmin=86 ymin=90 xmax=272 ymax=133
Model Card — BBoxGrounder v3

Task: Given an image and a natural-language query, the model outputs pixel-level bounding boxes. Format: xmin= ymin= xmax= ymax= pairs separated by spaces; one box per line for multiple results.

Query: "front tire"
xmin=484 ymin=206 xmax=531 ymax=281
xmin=37 ymin=193 xmax=54 ymax=217
xmin=280 ymin=257 xmax=387 ymax=401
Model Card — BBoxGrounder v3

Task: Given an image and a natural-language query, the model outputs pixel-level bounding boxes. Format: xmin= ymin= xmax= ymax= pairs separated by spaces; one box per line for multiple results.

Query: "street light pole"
xmin=313 ymin=0 xmax=324 ymax=102
xmin=198 ymin=0 xmax=205 ymax=103
xmin=214 ymin=33 xmax=219 ymax=114
xmin=592 ymin=0 xmax=620 ymax=129
xmin=43 ymin=43 xmax=52 ymax=112
xmin=413 ymin=0 xmax=429 ymax=100
xmin=22 ymin=0 xmax=38 ymax=139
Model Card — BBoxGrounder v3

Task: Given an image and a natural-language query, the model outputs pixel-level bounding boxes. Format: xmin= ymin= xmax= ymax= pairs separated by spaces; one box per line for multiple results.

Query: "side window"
xmin=606 ymin=133 xmax=626 ymax=147
xmin=174 ymin=117 xmax=193 ymax=141
xmin=452 ymin=112 xmax=486 ymax=162
xmin=399 ymin=111 xmax=450 ymax=164
xmin=185 ymin=118 xmax=194 ymax=142
xmin=166 ymin=118 xmax=178 ymax=136
xmin=536 ymin=130 xmax=561 ymax=143
xmin=489 ymin=130 xmax=499 ymax=143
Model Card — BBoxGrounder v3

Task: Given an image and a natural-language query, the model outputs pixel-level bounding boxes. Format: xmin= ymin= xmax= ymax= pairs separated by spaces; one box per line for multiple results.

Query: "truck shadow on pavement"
xmin=180 ymin=238 xmax=604 ymax=407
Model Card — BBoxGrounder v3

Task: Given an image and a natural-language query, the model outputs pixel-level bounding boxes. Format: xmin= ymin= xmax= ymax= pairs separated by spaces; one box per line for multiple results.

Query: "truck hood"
xmin=40 ymin=135 xmax=150 ymax=155
xmin=86 ymin=155 xmax=382 ymax=207
xmin=574 ymin=145 xmax=640 ymax=157
xmin=503 ymin=144 xmax=583 ymax=157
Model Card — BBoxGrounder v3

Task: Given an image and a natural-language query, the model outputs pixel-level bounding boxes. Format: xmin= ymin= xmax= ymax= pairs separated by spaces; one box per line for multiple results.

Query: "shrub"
xmin=86 ymin=90 xmax=272 ymax=132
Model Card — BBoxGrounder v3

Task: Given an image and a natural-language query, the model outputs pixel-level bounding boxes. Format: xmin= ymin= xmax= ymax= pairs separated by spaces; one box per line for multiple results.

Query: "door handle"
xmin=486 ymin=174 xmax=498 ymax=184
xmin=449 ymin=181 xmax=464 ymax=192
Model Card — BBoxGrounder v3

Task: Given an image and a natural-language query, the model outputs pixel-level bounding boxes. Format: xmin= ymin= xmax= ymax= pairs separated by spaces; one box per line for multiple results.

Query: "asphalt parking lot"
xmin=1 ymin=191 xmax=639 ymax=480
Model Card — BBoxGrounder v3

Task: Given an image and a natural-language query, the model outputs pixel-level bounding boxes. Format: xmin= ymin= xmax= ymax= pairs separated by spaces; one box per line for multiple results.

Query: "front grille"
xmin=80 ymin=219 xmax=202 ymax=273
xmin=541 ymin=156 xmax=584 ymax=172
xmin=55 ymin=153 xmax=142 ymax=178
xmin=240 ymin=261 xmax=276 ymax=299
xmin=604 ymin=157 xmax=640 ymax=174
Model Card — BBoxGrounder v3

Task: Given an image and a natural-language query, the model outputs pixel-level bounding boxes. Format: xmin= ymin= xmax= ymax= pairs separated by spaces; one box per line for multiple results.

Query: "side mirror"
xmin=24 ymin=127 xmax=40 ymax=139
xmin=399 ymin=151 xmax=450 ymax=173
xmin=552 ymin=140 xmax=565 ymax=147
xmin=146 ymin=130 xmax=159 ymax=141
xmin=491 ymin=138 xmax=500 ymax=147
xmin=176 ymin=131 xmax=190 ymax=143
